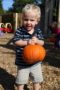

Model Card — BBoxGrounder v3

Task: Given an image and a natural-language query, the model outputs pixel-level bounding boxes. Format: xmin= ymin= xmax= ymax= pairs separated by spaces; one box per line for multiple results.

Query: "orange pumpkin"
xmin=23 ymin=44 xmax=46 ymax=64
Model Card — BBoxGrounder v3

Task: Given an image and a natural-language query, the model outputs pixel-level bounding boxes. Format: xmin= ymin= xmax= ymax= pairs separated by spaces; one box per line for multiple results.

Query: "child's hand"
xmin=28 ymin=39 xmax=35 ymax=45
xmin=31 ymin=36 xmax=38 ymax=44
xmin=28 ymin=36 xmax=38 ymax=45
xmin=31 ymin=36 xmax=44 ymax=45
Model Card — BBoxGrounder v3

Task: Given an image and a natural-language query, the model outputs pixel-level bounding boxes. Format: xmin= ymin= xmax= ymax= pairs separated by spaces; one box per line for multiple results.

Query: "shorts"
xmin=15 ymin=63 xmax=43 ymax=85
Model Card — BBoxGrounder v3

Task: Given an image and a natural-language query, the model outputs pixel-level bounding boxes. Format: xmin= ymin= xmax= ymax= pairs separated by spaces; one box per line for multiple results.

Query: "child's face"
xmin=22 ymin=11 xmax=38 ymax=31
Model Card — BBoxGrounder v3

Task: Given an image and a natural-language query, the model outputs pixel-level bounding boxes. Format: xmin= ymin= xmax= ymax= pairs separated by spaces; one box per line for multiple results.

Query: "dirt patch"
xmin=0 ymin=33 xmax=60 ymax=90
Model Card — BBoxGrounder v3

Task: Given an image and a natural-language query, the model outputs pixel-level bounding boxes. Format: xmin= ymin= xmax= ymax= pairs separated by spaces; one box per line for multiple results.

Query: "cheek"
xmin=33 ymin=21 xmax=38 ymax=26
xmin=35 ymin=21 xmax=38 ymax=25
xmin=23 ymin=21 xmax=27 ymax=25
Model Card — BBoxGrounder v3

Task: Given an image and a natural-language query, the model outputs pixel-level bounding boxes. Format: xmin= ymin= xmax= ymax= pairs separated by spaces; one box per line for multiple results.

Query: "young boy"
xmin=13 ymin=4 xmax=44 ymax=90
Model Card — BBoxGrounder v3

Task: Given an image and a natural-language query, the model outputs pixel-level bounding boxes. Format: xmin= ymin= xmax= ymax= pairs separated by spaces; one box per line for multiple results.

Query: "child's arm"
xmin=31 ymin=36 xmax=44 ymax=45
xmin=13 ymin=29 xmax=28 ymax=47
xmin=14 ymin=37 xmax=44 ymax=46
xmin=30 ymin=28 xmax=44 ymax=45
xmin=14 ymin=39 xmax=28 ymax=46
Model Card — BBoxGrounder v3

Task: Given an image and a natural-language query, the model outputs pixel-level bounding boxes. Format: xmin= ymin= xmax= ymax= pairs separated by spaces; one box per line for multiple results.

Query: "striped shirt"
xmin=13 ymin=27 xmax=44 ymax=68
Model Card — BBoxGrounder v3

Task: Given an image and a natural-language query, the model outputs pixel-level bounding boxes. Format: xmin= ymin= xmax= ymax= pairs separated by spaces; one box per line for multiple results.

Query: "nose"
xmin=27 ymin=20 xmax=31 ymax=24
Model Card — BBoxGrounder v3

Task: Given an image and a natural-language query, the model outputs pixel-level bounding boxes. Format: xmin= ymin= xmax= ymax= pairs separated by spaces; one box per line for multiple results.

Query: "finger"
xmin=32 ymin=36 xmax=36 ymax=39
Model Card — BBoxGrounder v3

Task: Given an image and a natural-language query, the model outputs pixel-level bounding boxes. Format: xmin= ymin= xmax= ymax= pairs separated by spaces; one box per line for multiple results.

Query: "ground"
xmin=0 ymin=33 xmax=60 ymax=90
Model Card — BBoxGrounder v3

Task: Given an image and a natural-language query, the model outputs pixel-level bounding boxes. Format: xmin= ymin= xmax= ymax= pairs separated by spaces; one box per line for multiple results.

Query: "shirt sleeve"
xmin=13 ymin=28 xmax=23 ymax=43
xmin=37 ymin=29 xmax=44 ymax=40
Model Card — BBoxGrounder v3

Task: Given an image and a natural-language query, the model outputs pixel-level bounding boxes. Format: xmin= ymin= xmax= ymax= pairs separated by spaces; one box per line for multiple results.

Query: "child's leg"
xmin=16 ymin=67 xmax=30 ymax=90
xmin=30 ymin=63 xmax=43 ymax=90
xmin=33 ymin=83 xmax=41 ymax=90
xmin=17 ymin=85 xmax=24 ymax=90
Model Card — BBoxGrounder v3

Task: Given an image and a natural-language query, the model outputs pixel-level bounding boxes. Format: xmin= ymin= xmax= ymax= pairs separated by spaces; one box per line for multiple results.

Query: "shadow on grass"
xmin=0 ymin=68 xmax=15 ymax=90
xmin=43 ymin=42 xmax=60 ymax=68
xmin=0 ymin=38 xmax=15 ymax=50
xmin=44 ymin=57 xmax=60 ymax=68
xmin=0 ymin=44 xmax=15 ymax=50
xmin=0 ymin=68 xmax=29 ymax=90
xmin=44 ymin=49 xmax=60 ymax=68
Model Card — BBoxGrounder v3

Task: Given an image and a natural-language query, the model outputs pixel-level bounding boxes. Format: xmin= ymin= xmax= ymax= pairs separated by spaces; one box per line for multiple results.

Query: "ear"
xmin=36 ymin=21 xmax=39 ymax=25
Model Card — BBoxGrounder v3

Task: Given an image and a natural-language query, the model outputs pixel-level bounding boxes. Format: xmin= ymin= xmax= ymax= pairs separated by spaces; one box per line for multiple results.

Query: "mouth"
xmin=26 ymin=24 xmax=31 ymax=26
xmin=24 ymin=25 xmax=32 ymax=30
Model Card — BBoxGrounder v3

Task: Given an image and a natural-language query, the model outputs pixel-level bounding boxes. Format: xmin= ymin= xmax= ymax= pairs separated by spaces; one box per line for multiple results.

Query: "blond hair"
xmin=22 ymin=4 xmax=41 ymax=21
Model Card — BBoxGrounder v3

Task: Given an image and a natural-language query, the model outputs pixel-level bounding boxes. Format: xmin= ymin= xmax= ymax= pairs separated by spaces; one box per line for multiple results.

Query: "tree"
xmin=8 ymin=0 xmax=34 ymax=12
xmin=0 ymin=0 xmax=4 ymax=13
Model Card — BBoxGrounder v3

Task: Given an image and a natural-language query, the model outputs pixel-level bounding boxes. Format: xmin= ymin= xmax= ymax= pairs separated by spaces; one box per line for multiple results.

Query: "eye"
xmin=24 ymin=19 xmax=28 ymax=21
xmin=31 ymin=19 xmax=34 ymax=21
